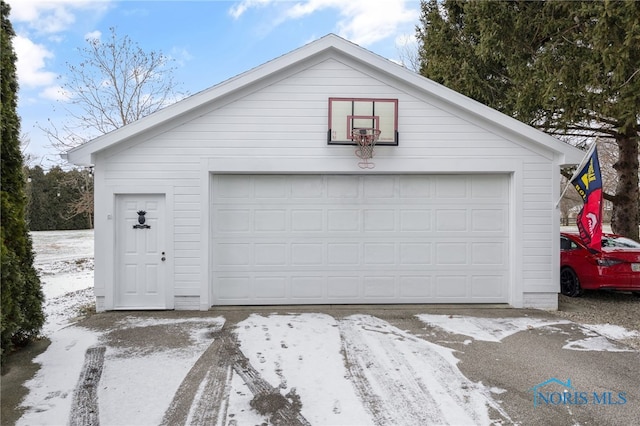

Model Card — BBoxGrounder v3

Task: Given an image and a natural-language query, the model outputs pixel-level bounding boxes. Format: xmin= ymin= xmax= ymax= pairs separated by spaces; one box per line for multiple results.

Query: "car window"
xmin=602 ymin=236 xmax=640 ymax=248
xmin=560 ymin=236 xmax=579 ymax=250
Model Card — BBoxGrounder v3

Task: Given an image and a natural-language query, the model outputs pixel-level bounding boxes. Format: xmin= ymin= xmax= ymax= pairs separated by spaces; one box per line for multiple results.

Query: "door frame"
xmin=102 ymin=186 xmax=174 ymax=310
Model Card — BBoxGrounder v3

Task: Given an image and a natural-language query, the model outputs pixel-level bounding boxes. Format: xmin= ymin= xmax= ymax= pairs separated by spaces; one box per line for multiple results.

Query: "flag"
xmin=571 ymin=145 xmax=603 ymax=251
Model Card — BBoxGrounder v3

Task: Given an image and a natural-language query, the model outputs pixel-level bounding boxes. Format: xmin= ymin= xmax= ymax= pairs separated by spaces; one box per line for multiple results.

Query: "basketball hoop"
xmin=352 ymin=128 xmax=381 ymax=169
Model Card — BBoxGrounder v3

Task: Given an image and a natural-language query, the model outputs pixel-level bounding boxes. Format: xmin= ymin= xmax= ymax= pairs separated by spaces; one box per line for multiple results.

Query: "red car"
xmin=560 ymin=232 xmax=640 ymax=297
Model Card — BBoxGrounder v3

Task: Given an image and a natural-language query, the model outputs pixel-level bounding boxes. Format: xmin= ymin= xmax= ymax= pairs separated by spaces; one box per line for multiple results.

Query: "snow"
xmin=416 ymin=314 xmax=637 ymax=352
xmin=416 ymin=314 xmax=572 ymax=343
xmin=231 ymin=313 xmax=371 ymax=425
xmin=17 ymin=230 xmax=640 ymax=425
xmin=562 ymin=324 xmax=639 ymax=352
xmin=97 ymin=316 xmax=225 ymax=426
xmin=31 ymin=229 xmax=95 ymax=335
xmin=17 ymin=326 xmax=98 ymax=424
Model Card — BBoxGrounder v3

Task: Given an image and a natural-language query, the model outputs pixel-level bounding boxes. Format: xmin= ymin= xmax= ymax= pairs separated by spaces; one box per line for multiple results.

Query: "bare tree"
xmin=19 ymin=132 xmax=39 ymax=168
xmin=41 ymin=27 xmax=186 ymax=151
xmin=38 ymin=28 xmax=186 ymax=227
xmin=60 ymin=168 xmax=94 ymax=229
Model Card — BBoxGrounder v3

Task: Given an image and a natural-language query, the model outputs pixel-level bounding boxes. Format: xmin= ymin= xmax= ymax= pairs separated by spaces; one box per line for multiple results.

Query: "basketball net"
xmin=352 ymin=128 xmax=381 ymax=169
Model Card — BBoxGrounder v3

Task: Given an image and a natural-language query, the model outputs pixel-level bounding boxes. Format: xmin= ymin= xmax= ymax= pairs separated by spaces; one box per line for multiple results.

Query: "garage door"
xmin=211 ymin=174 xmax=509 ymax=305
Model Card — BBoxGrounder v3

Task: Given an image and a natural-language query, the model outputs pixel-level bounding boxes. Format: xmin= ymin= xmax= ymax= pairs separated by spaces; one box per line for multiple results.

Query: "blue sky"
xmin=7 ymin=0 xmax=421 ymax=168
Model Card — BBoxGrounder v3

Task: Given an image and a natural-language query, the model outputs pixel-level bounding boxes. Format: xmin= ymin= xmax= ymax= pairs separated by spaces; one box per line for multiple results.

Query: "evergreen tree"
xmin=25 ymin=166 xmax=93 ymax=231
xmin=1 ymin=1 xmax=45 ymax=359
xmin=417 ymin=0 xmax=640 ymax=240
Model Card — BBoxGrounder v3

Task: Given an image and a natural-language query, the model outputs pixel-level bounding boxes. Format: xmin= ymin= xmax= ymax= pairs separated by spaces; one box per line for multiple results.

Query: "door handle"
xmin=161 ymin=251 xmax=166 ymax=262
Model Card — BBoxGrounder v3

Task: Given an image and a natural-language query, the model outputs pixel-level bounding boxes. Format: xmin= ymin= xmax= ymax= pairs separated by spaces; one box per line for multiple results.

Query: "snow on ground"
xmin=31 ymin=230 xmax=95 ymax=336
xmin=97 ymin=316 xmax=225 ymax=426
xmin=416 ymin=314 xmax=572 ymax=343
xmin=337 ymin=314 xmax=510 ymax=425
xmin=417 ymin=314 xmax=638 ymax=352
xmin=232 ymin=313 xmax=373 ymax=425
xmin=18 ymin=230 xmax=640 ymax=425
xmin=17 ymin=326 xmax=99 ymax=424
xmin=19 ymin=231 xmax=98 ymax=426
xmin=562 ymin=324 xmax=640 ymax=352
xmin=231 ymin=313 xmax=511 ymax=425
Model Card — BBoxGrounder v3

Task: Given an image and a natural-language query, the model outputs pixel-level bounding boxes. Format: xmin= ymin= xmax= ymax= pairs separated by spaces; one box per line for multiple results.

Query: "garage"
xmin=211 ymin=174 xmax=510 ymax=305
xmin=65 ymin=34 xmax=584 ymax=311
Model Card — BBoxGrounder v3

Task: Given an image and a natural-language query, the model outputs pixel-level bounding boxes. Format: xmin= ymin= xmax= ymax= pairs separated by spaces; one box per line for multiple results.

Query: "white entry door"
xmin=115 ymin=194 xmax=167 ymax=309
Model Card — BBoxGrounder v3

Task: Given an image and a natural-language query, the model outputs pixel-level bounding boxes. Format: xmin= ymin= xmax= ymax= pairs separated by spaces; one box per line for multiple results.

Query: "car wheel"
xmin=560 ymin=267 xmax=581 ymax=297
xmin=632 ymin=292 xmax=640 ymax=298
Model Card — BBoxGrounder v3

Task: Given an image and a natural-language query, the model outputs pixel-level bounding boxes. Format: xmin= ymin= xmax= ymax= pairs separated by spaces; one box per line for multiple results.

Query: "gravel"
xmin=553 ymin=290 xmax=640 ymax=350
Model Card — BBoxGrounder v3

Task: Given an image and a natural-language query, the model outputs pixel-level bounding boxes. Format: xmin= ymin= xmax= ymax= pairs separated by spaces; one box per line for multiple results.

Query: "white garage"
xmin=212 ymin=174 xmax=510 ymax=305
xmin=65 ymin=34 xmax=584 ymax=311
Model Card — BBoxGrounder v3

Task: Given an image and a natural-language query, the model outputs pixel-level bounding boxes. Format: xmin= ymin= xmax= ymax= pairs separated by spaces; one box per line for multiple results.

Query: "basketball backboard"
xmin=328 ymin=98 xmax=398 ymax=145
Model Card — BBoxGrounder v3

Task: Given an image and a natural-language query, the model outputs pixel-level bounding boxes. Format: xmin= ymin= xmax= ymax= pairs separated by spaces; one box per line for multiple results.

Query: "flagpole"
xmin=555 ymin=139 xmax=598 ymax=208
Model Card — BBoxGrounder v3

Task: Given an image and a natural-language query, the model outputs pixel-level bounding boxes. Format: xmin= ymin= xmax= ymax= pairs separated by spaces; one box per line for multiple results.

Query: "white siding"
xmin=95 ymin=57 xmax=558 ymax=310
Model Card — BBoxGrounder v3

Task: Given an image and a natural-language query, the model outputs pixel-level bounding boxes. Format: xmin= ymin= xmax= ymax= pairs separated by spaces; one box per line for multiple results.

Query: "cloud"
xmin=13 ymin=35 xmax=57 ymax=88
xmin=229 ymin=0 xmax=419 ymax=46
xmin=229 ymin=0 xmax=274 ymax=19
xmin=7 ymin=0 xmax=111 ymax=35
xmin=40 ymin=85 xmax=71 ymax=102
xmin=84 ymin=30 xmax=102 ymax=41
xmin=170 ymin=47 xmax=194 ymax=68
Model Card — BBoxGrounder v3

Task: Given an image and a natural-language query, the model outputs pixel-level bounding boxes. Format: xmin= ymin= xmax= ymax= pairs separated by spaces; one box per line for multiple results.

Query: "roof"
xmin=64 ymin=33 xmax=585 ymax=166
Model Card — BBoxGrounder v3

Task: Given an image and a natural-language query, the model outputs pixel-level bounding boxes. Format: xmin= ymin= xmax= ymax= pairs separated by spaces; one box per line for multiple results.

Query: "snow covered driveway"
xmin=17 ymin=308 xmax=640 ymax=426
xmin=9 ymin=230 xmax=640 ymax=426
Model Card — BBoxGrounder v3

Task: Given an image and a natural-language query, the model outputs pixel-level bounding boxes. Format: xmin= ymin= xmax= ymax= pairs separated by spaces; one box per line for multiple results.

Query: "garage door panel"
xmin=399 ymin=175 xmax=432 ymax=198
xmin=211 ymin=174 xmax=509 ymax=305
xmin=399 ymin=276 xmax=431 ymax=297
xmin=435 ymin=243 xmax=468 ymax=265
xmin=364 ymin=276 xmax=395 ymax=297
xmin=400 ymin=210 xmax=432 ymax=231
xmin=471 ymin=275 xmax=507 ymax=298
xmin=292 ymin=276 xmax=324 ymax=298
xmin=292 ymin=210 xmax=324 ymax=231
xmin=218 ymin=277 xmax=250 ymax=300
xmin=363 ymin=176 xmax=395 ymax=198
xmin=435 ymin=275 xmax=468 ymax=297
xmin=327 ymin=277 xmax=359 ymax=298
xmin=472 ymin=209 xmax=507 ymax=232
xmin=471 ymin=175 xmax=510 ymax=198
xmin=254 ymin=277 xmax=287 ymax=298
xmin=472 ymin=242 xmax=507 ymax=265
xmin=435 ymin=176 xmax=467 ymax=198
xmin=399 ymin=243 xmax=432 ymax=265
xmin=291 ymin=243 xmax=324 ymax=265
xmin=291 ymin=176 xmax=324 ymax=198
xmin=328 ymin=210 xmax=359 ymax=231
xmin=328 ymin=243 xmax=359 ymax=265
xmin=435 ymin=209 xmax=468 ymax=232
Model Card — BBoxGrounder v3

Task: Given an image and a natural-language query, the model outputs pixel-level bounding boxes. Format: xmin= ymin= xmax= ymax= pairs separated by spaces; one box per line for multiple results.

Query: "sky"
xmin=7 ymin=0 xmax=421 ymax=169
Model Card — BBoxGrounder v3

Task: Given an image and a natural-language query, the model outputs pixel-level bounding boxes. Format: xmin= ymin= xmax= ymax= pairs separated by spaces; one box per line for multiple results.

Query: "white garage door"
xmin=211 ymin=174 xmax=509 ymax=305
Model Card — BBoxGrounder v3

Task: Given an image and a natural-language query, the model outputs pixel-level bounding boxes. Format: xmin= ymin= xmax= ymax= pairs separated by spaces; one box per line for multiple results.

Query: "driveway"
xmin=5 ymin=305 xmax=640 ymax=426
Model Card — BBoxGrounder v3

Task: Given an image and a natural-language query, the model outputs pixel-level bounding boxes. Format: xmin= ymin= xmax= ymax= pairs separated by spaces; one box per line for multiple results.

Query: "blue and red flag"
xmin=571 ymin=145 xmax=603 ymax=251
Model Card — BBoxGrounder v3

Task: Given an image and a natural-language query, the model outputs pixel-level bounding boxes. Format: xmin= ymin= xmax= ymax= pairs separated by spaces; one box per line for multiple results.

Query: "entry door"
xmin=115 ymin=194 xmax=166 ymax=309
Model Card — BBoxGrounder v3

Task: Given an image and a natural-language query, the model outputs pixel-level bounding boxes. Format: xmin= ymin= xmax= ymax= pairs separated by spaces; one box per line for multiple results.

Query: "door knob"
xmin=161 ymin=251 xmax=166 ymax=261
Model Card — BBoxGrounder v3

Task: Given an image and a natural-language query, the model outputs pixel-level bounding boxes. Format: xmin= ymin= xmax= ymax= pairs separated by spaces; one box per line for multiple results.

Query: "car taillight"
xmin=595 ymin=257 xmax=624 ymax=267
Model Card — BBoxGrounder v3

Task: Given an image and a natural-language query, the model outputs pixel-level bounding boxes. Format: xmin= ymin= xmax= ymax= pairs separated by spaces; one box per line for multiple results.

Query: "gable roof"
xmin=64 ymin=33 xmax=584 ymax=166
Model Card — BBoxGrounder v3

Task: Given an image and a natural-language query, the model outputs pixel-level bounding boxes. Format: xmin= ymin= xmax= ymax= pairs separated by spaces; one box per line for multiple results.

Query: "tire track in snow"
xmin=339 ymin=315 xmax=510 ymax=426
xmin=160 ymin=331 xmax=233 ymax=426
xmin=69 ymin=346 xmax=106 ymax=426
